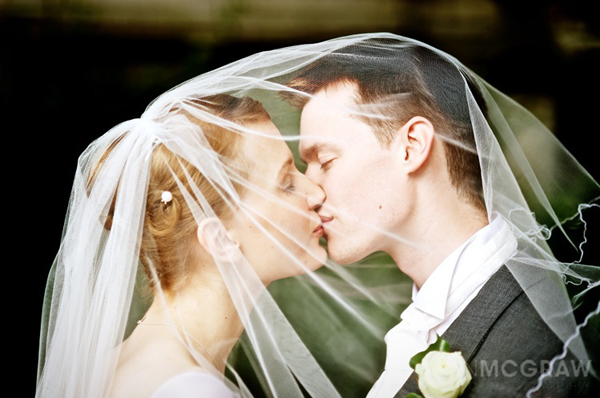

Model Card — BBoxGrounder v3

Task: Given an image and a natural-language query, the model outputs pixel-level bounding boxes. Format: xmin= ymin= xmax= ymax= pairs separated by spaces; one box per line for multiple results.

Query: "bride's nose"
xmin=305 ymin=177 xmax=326 ymax=211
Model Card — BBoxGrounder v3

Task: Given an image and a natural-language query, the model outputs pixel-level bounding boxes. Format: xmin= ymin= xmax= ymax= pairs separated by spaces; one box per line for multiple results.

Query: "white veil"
xmin=37 ymin=33 xmax=599 ymax=398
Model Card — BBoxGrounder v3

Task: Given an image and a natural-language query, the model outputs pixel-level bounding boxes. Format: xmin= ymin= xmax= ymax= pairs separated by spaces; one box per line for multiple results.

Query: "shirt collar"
xmin=411 ymin=216 xmax=509 ymax=319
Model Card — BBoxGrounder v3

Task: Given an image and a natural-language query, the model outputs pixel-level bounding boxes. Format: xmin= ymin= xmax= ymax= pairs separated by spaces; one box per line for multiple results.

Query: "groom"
xmin=283 ymin=43 xmax=594 ymax=397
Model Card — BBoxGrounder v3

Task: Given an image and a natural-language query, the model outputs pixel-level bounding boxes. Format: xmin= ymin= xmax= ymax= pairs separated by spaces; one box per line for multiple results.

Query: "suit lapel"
xmin=394 ymin=265 xmax=524 ymax=398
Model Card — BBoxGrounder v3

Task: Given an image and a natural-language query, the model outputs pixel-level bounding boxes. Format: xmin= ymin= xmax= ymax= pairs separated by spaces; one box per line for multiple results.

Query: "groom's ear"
xmin=397 ymin=116 xmax=435 ymax=173
xmin=197 ymin=217 xmax=241 ymax=262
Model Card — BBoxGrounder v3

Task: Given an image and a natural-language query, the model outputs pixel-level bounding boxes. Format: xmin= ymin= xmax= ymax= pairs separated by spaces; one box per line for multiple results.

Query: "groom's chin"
xmin=322 ymin=231 xmax=371 ymax=265
xmin=326 ymin=244 xmax=365 ymax=266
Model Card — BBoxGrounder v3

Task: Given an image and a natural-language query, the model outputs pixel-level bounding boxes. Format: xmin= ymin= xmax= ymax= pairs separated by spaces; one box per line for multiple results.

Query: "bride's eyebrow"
xmin=277 ymin=157 xmax=294 ymax=180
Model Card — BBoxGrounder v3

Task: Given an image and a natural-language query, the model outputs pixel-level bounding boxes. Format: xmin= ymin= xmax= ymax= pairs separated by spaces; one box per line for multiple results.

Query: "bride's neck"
xmin=140 ymin=273 xmax=246 ymax=374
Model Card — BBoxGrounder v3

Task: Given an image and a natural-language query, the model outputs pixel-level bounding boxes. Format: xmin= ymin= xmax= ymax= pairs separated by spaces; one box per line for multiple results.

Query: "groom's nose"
xmin=305 ymin=178 xmax=326 ymax=211
xmin=303 ymin=164 xmax=322 ymax=186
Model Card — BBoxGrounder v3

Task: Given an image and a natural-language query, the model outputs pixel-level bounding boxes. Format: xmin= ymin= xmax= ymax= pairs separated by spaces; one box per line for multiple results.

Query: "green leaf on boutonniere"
xmin=409 ymin=334 xmax=451 ymax=370
xmin=403 ymin=393 xmax=423 ymax=398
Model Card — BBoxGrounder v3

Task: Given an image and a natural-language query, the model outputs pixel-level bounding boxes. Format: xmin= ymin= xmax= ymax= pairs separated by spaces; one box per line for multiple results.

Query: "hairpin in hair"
xmin=161 ymin=191 xmax=173 ymax=204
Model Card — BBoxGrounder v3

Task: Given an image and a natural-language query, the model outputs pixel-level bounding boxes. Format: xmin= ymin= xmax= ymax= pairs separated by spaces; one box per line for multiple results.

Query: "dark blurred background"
xmin=2 ymin=0 xmax=598 ymax=395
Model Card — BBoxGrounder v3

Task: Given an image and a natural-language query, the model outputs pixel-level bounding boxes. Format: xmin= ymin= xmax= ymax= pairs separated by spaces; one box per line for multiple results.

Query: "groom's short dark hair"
xmin=282 ymin=39 xmax=486 ymax=209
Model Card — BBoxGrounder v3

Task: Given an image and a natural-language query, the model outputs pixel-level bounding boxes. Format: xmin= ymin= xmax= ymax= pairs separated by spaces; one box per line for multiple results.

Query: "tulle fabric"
xmin=37 ymin=33 xmax=599 ymax=398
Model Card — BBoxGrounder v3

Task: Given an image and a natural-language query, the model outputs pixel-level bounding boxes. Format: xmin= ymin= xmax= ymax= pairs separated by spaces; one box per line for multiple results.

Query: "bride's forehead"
xmin=244 ymin=119 xmax=281 ymax=137
xmin=238 ymin=122 xmax=290 ymax=162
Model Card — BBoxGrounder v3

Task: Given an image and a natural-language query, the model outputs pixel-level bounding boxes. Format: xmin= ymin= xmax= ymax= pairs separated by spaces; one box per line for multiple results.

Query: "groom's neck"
xmin=388 ymin=199 xmax=488 ymax=289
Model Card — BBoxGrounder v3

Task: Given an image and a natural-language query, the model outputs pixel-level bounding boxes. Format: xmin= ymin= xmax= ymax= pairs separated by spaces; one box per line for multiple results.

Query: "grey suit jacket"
xmin=394 ymin=266 xmax=597 ymax=398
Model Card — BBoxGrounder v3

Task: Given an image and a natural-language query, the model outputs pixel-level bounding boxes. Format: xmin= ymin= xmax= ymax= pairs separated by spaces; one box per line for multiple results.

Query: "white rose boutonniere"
xmin=415 ymin=351 xmax=472 ymax=398
xmin=404 ymin=335 xmax=472 ymax=398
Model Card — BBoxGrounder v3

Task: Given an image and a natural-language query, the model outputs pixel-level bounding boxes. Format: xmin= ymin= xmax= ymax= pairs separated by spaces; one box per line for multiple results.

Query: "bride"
xmin=108 ymin=94 xmax=327 ymax=397
xmin=36 ymin=93 xmax=337 ymax=398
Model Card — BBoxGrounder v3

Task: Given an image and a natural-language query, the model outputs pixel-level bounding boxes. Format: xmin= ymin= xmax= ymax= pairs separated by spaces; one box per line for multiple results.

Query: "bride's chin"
xmin=308 ymin=245 xmax=328 ymax=270
xmin=289 ymin=246 xmax=328 ymax=276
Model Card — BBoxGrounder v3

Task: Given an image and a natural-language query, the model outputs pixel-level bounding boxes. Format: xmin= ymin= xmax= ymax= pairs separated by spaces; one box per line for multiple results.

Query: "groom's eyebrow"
xmin=299 ymin=142 xmax=340 ymax=163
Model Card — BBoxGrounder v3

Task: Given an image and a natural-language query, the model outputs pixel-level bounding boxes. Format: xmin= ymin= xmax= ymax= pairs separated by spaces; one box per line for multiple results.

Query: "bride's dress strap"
xmin=151 ymin=372 xmax=233 ymax=398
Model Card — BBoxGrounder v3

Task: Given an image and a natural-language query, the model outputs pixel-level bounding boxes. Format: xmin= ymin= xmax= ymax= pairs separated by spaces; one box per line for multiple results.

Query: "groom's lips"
xmin=319 ymin=214 xmax=333 ymax=232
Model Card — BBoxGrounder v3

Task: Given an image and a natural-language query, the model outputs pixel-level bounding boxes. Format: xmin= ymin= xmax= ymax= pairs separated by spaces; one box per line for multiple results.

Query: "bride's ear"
xmin=197 ymin=217 xmax=240 ymax=261
xmin=396 ymin=116 xmax=435 ymax=173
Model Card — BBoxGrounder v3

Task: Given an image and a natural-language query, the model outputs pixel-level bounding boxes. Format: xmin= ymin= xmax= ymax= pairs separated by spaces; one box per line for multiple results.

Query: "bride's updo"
xmin=94 ymin=94 xmax=270 ymax=293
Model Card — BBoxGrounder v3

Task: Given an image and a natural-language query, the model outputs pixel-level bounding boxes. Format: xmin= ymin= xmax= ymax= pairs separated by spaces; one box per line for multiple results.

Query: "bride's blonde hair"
xmin=91 ymin=94 xmax=270 ymax=292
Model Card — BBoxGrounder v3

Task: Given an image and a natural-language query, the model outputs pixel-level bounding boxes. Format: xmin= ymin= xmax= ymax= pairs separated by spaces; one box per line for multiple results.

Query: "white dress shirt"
xmin=366 ymin=216 xmax=518 ymax=398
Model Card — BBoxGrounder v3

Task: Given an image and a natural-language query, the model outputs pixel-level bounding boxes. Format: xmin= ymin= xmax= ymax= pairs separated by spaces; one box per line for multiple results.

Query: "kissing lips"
xmin=313 ymin=224 xmax=324 ymax=237
xmin=319 ymin=214 xmax=333 ymax=232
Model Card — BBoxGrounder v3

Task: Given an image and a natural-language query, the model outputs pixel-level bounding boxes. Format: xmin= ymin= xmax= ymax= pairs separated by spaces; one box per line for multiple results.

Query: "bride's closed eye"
xmin=282 ymin=175 xmax=297 ymax=194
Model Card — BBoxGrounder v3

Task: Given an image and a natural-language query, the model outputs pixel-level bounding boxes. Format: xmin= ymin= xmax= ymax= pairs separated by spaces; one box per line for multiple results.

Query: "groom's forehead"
xmin=300 ymin=92 xmax=361 ymax=136
xmin=314 ymin=81 xmax=360 ymax=108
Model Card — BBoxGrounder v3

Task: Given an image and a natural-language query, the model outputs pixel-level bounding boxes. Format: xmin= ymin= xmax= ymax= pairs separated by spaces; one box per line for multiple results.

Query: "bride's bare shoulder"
xmin=152 ymin=372 xmax=232 ymax=398
xmin=109 ymin=332 xmax=207 ymax=398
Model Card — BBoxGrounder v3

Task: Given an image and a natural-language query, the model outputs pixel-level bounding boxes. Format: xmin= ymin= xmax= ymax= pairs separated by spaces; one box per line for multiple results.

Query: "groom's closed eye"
xmin=318 ymin=155 xmax=336 ymax=170
xmin=299 ymin=141 xmax=341 ymax=165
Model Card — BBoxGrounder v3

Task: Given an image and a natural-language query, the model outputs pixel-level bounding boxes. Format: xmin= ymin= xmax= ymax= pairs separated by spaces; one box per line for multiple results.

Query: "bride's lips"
xmin=313 ymin=224 xmax=324 ymax=237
